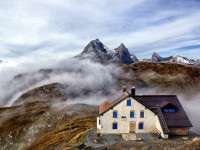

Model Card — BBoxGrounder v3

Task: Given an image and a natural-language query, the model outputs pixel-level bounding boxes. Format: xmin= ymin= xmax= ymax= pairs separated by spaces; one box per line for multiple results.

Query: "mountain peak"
xmin=151 ymin=52 xmax=162 ymax=62
xmin=113 ymin=44 xmax=133 ymax=64
xmin=119 ymin=43 xmax=125 ymax=47
xmin=81 ymin=38 xmax=107 ymax=54
xmin=91 ymin=38 xmax=100 ymax=44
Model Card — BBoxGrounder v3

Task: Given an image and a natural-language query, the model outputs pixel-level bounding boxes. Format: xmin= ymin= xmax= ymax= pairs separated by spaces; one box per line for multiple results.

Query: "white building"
xmin=97 ymin=87 xmax=192 ymax=139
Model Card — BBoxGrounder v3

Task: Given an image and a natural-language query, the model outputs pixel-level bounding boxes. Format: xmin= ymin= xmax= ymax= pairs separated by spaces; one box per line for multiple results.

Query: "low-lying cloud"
xmin=0 ymin=58 xmax=122 ymax=106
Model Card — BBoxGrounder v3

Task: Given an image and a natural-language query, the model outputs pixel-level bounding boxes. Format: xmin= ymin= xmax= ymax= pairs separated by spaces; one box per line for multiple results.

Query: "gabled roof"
xmin=99 ymin=89 xmax=129 ymax=115
xmin=98 ymin=90 xmax=192 ymax=130
xmin=133 ymin=95 xmax=192 ymax=128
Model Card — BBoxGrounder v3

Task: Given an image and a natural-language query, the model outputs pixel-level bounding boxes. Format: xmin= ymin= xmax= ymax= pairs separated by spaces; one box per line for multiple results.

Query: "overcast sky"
xmin=0 ymin=0 xmax=200 ymax=61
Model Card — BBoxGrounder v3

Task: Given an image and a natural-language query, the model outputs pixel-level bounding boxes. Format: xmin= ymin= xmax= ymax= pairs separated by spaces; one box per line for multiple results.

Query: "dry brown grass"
xmin=0 ymin=101 xmax=51 ymax=137
xmin=0 ymin=101 xmax=97 ymax=150
xmin=184 ymin=138 xmax=200 ymax=148
xmin=121 ymin=61 xmax=200 ymax=96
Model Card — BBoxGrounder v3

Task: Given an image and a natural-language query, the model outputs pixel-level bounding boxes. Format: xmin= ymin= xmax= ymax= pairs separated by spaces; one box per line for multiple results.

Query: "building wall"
xmin=98 ymin=97 xmax=157 ymax=134
xmin=155 ymin=116 xmax=168 ymax=138
xmin=169 ymin=127 xmax=189 ymax=135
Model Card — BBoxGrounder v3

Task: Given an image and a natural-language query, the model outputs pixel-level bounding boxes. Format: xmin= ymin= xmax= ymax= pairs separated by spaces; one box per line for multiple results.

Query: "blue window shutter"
xmin=99 ymin=119 xmax=101 ymax=125
xmin=163 ymin=108 xmax=168 ymax=112
xmin=113 ymin=123 xmax=118 ymax=129
xmin=113 ymin=112 xmax=117 ymax=118
xmin=140 ymin=112 xmax=144 ymax=118
xmin=130 ymin=112 xmax=134 ymax=118
xmin=127 ymin=100 xmax=131 ymax=106
xmin=139 ymin=123 xmax=143 ymax=129
xmin=169 ymin=109 xmax=175 ymax=112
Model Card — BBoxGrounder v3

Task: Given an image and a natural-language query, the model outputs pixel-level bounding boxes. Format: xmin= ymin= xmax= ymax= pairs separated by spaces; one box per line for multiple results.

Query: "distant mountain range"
xmin=76 ymin=39 xmax=200 ymax=67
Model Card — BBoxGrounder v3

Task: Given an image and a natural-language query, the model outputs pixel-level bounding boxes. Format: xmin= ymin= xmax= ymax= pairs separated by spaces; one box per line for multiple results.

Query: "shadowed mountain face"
xmin=113 ymin=43 xmax=134 ymax=64
xmin=151 ymin=52 xmax=173 ymax=63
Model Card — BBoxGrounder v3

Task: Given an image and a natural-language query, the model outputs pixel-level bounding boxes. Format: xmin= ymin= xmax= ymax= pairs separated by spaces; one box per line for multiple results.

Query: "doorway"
xmin=130 ymin=121 xmax=135 ymax=133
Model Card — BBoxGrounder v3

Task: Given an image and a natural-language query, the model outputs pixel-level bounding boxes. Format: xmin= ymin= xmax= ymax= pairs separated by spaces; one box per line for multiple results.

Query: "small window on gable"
xmin=113 ymin=122 xmax=118 ymax=129
xmin=162 ymin=103 xmax=177 ymax=113
xmin=163 ymin=108 xmax=168 ymax=112
xmin=140 ymin=111 xmax=144 ymax=118
xmin=139 ymin=122 xmax=144 ymax=129
xmin=99 ymin=119 xmax=101 ymax=125
xmin=113 ymin=111 xmax=117 ymax=118
xmin=127 ymin=99 xmax=131 ymax=106
xmin=130 ymin=111 xmax=134 ymax=118
xmin=163 ymin=108 xmax=176 ymax=113
xmin=169 ymin=108 xmax=176 ymax=112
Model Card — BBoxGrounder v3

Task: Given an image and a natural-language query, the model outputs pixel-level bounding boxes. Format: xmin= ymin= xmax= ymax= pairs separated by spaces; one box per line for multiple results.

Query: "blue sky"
xmin=0 ymin=0 xmax=200 ymax=61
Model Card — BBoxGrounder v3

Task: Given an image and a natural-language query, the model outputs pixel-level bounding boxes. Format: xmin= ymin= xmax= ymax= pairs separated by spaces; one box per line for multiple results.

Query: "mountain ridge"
xmin=76 ymin=38 xmax=199 ymax=67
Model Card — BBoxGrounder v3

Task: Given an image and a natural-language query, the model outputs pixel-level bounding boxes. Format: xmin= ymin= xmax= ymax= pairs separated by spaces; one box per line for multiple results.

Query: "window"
xmin=169 ymin=108 xmax=175 ymax=112
xmin=139 ymin=122 xmax=144 ymax=129
xmin=163 ymin=108 xmax=168 ymax=112
xmin=130 ymin=111 xmax=134 ymax=118
xmin=127 ymin=99 xmax=131 ymax=106
xmin=99 ymin=119 xmax=101 ymax=125
xmin=121 ymin=116 xmax=127 ymax=121
xmin=113 ymin=122 xmax=118 ymax=129
xmin=113 ymin=111 xmax=117 ymax=118
xmin=163 ymin=108 xmax=176 ymax=113
xmin=140 ymin=111 xmax=144 ymax=118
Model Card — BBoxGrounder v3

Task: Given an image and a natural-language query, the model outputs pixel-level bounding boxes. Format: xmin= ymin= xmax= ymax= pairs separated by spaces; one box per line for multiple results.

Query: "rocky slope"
xmin=13 ymin=83 xmax=70 ymax=106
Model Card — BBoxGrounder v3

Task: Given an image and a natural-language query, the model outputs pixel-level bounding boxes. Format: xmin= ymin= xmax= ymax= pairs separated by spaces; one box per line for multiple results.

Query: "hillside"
xmin=0 ymin=101 xmax=97 ymax=150
xmin=13 ymin=83 xmax=70 ymax=106
xmin=120 ymin=61 xmax=200 ymax=96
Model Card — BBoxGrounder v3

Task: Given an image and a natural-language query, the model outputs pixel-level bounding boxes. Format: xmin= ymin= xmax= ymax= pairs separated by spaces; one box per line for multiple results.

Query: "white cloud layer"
xmin=0 ymin=0 xmax=200 ymax=61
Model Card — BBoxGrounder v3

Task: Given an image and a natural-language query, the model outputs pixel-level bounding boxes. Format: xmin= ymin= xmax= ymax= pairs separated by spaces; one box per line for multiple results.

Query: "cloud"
xmin=0 ymin=58 xmax=122 ymax=106
xmin=0 ymin=0 xmax=199 ymax=60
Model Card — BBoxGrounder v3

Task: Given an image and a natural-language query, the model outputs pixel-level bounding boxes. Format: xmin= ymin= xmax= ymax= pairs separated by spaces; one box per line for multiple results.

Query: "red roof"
xmin=99 ymin=89 xmax=129 ymax=115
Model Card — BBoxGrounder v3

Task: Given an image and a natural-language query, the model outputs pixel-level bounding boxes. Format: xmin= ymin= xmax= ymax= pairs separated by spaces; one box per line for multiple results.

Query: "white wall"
xmin=98 ymin=97 xmax=157 ymax=134
xmin=155 ymin=116 xmax=168 ymax=138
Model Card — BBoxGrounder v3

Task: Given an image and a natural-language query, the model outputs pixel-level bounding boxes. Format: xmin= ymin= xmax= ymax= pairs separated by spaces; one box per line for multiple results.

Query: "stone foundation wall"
xmin=169 ymin=127 xmax=188 ymax=135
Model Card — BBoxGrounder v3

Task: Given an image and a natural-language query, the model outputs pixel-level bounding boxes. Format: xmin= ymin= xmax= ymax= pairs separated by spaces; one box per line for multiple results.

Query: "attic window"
xmin=163 ymin=108 xmax=176 ymax=112
xmin=161 ymin=102 xmax=177 ymax=113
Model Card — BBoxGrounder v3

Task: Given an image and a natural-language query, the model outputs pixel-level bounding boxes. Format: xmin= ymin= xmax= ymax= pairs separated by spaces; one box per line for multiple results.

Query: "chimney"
xmin=123 ymin=86 xmax=126 ymax=92
xmin=131 ymin=86 xmax=135 ymax=97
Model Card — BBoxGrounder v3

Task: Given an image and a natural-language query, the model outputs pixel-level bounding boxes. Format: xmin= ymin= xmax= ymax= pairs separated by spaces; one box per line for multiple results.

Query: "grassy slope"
xmin=0 ymin=102 xmax=97 ymax=150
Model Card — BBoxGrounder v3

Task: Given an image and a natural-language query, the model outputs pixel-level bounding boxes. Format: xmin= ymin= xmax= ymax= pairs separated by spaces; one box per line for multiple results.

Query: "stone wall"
xmin=169 ymin=127 xmax=189 ymax=135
